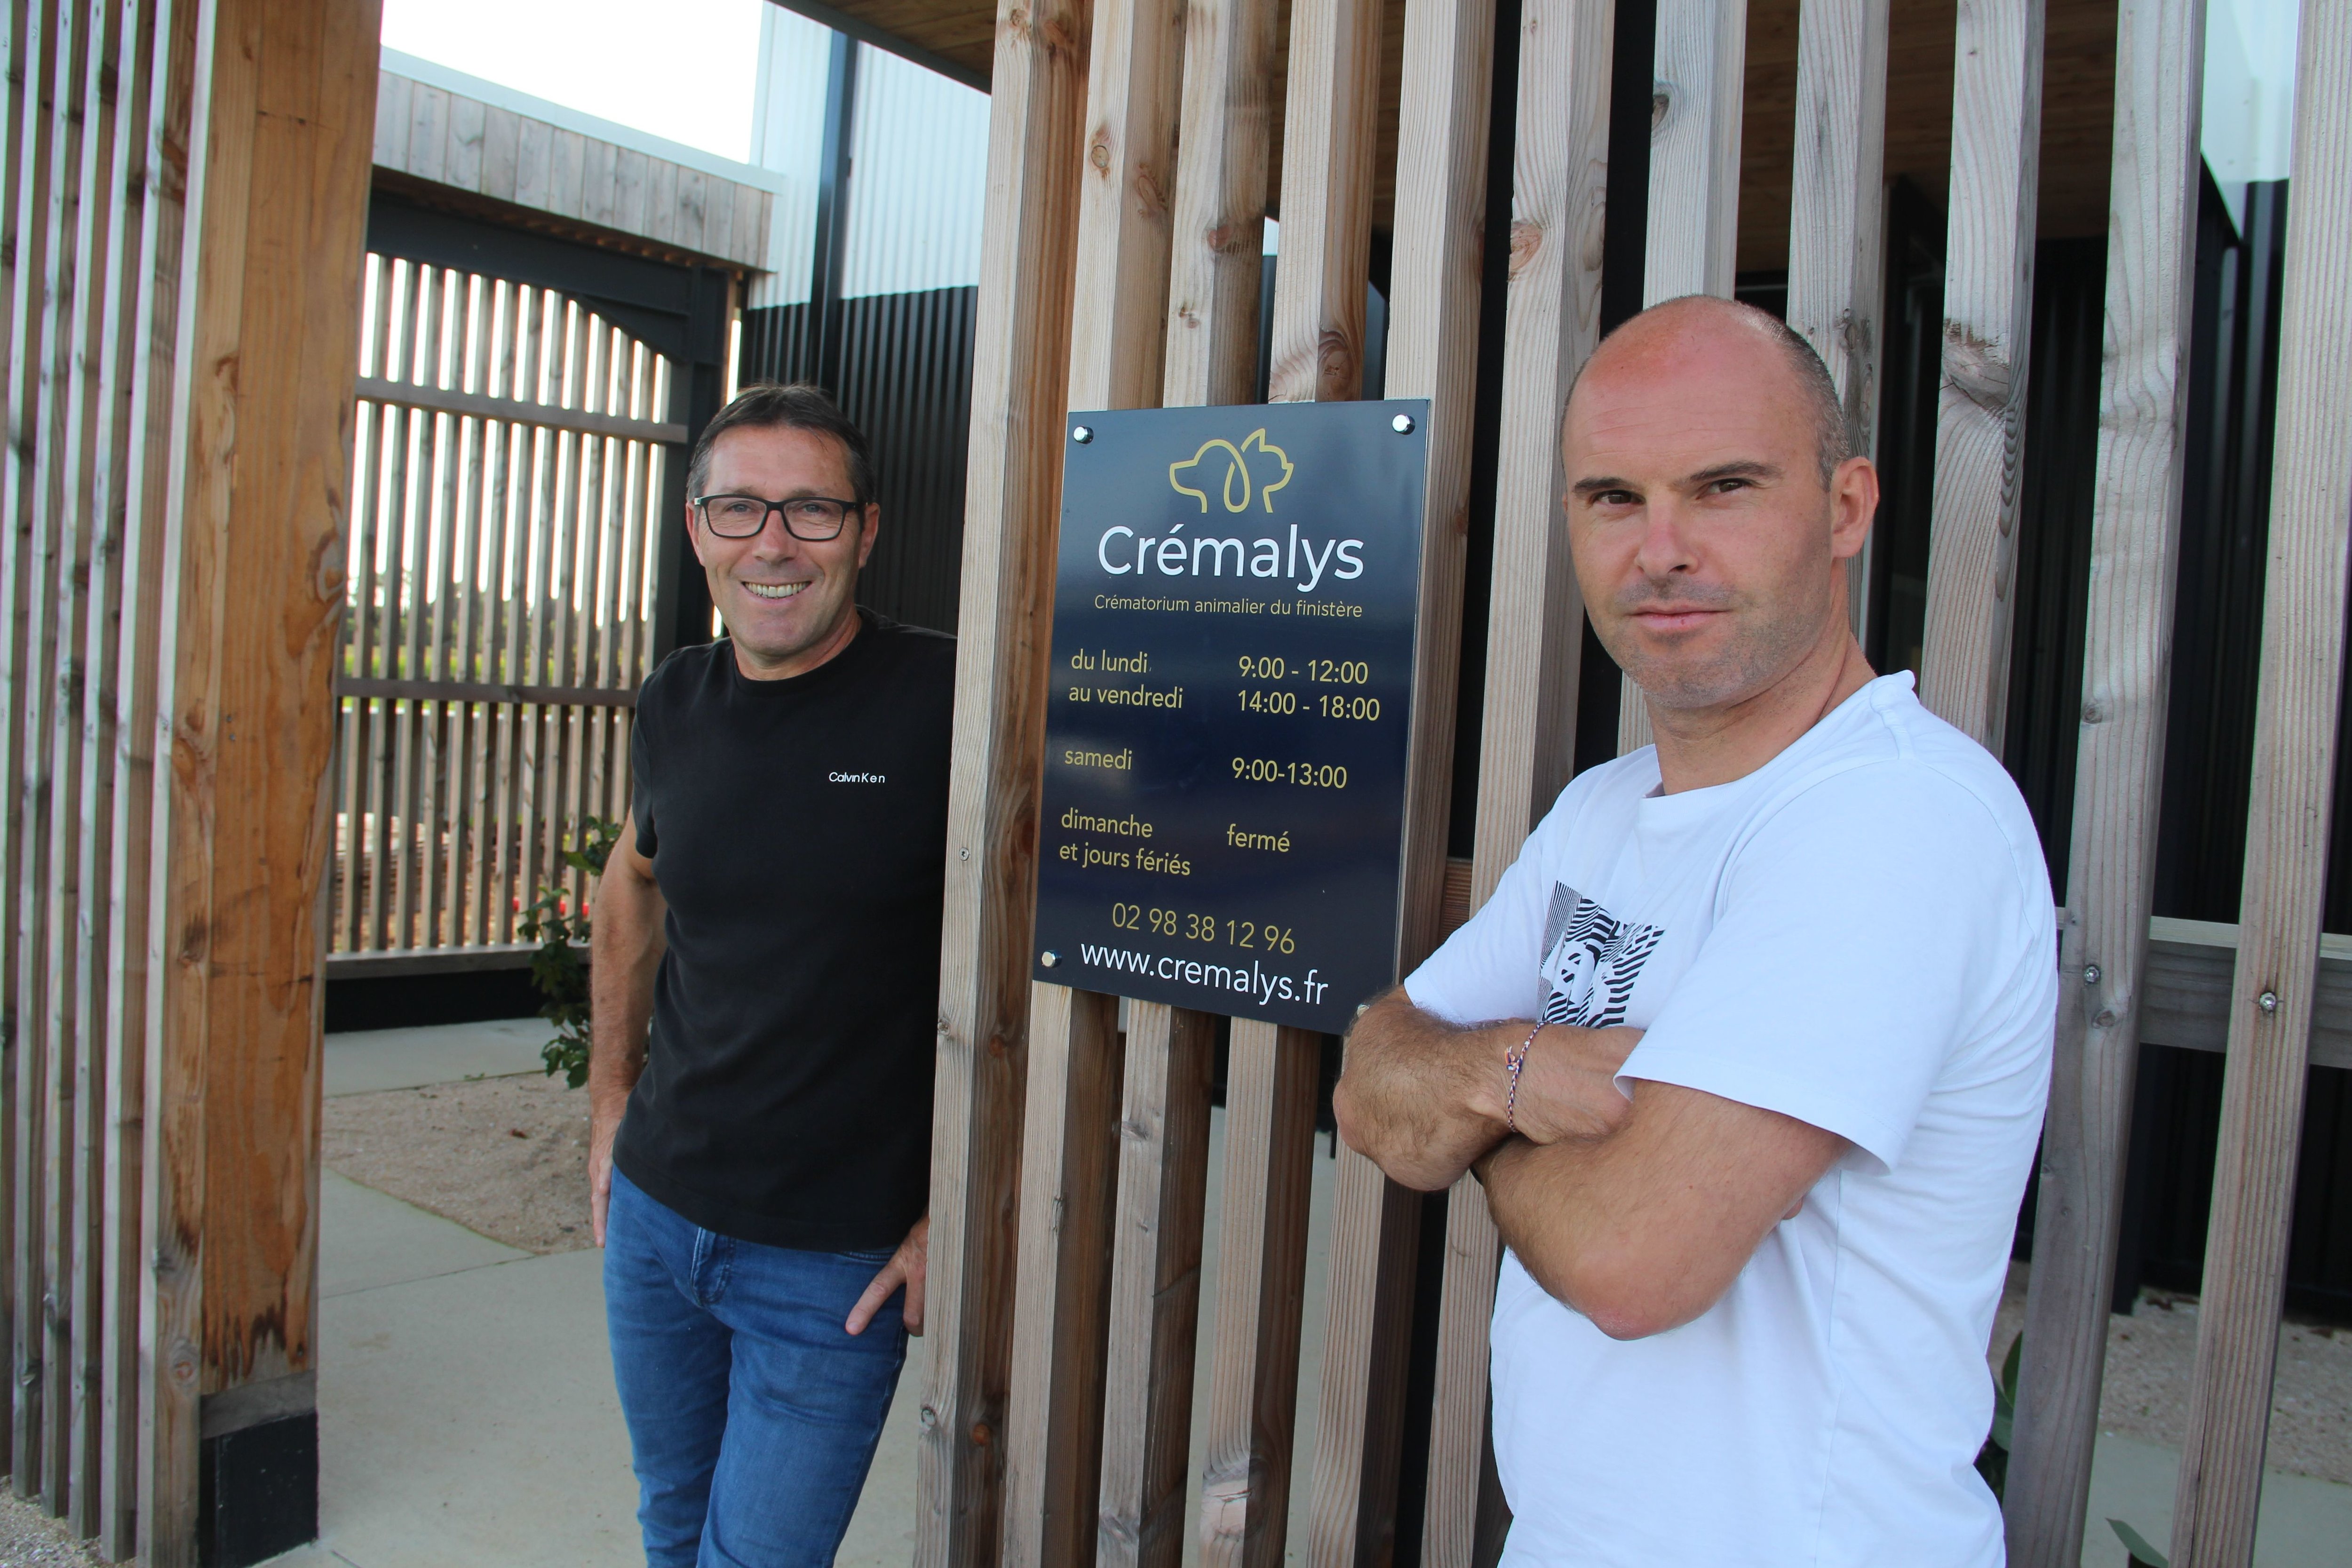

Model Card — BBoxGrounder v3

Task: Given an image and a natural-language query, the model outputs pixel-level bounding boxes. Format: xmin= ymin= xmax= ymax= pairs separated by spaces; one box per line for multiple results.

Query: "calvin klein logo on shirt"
xmin=827 ymin=771 xmax=887 ymax=783
xmin=1538 ymin=884 xmax=1664 ymax=1029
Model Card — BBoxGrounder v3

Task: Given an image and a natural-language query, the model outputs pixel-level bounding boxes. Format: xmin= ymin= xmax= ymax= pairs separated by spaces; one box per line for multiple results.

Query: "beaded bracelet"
xmin=1505 ymin=1021 xmax=1542 ymax=1134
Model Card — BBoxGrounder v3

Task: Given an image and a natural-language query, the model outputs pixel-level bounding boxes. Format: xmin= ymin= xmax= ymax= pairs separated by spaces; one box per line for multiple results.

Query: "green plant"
xmin=518 ymin=816 xmax=624 ymax=1088
xmin=1975 ymin=1329 xmax=2023 ymax=1498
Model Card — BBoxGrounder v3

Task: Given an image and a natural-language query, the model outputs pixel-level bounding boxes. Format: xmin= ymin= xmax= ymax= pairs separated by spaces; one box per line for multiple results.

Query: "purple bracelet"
xmin=1505 ymin=1021 xmax=1542 ymax=1134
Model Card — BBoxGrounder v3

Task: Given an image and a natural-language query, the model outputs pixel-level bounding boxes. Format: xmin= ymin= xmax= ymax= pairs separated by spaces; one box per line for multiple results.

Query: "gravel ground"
xmin=1987 ymin=1259 xmax=2352 ymax=1485
xmin=324 ymin=1070 xmax=594 ymax=1254
xmin=0 ymin=1494 xmax=104 ymax=1568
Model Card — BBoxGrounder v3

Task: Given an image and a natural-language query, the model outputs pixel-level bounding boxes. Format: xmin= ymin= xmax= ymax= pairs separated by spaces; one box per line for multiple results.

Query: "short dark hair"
xmin=1571 ymin=297 xmax=1854 ymax=485
xmin=686 ymin=382 xmax=876 ymax=504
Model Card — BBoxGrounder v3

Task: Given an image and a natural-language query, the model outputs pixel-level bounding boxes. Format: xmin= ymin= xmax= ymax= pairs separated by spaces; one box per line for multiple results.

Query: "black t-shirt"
xmin=613 ymin=611 xmax=955 ymax=1250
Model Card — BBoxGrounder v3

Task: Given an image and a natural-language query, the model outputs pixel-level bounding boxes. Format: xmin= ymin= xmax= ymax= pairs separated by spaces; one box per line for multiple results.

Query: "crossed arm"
xmin=1333 ymin=989 xmax=1846 ymax=1339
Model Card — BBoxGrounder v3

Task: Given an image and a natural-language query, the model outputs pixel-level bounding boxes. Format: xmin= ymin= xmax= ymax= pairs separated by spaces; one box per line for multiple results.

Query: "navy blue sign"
xmin=1032 ymin=400 xmax=1429 ymax=1033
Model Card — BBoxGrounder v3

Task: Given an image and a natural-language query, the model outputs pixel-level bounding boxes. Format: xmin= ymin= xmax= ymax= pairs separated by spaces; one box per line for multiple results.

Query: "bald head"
xmin=1571 ymin=297 xmax=1851 ymax=484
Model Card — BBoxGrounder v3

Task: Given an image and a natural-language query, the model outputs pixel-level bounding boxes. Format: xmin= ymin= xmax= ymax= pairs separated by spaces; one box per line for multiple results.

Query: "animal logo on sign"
xmin=1168 ymin=429 xmax=1294 ymax=514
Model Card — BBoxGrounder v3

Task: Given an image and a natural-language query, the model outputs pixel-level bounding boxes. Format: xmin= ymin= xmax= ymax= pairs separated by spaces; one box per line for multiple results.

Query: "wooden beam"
xmin=1097 ymin=1004 xmax=1216 ymax=1568
xmin=1305 ymin=0 xmax=1489 ymax=1552
xmin=1160 ymin=0 xmax=1278 ymax=410
xmin=996 ymin=0 xmax=1183 ymax=1557
xmin=922 ymin=0 xmax=1093 ymax=1559
xmin=1197 ymin=1021 xmax=1318 ymax=1568
xmin=140 ymin=0 xmax=381 ymax=1559
xmin=1784 ymin=0 xmax=1887 ymax=643
xmin=2000 ymin=0 xmax=2203 ymax=1559
xmin=353 ymin=375 xmax=686 ymax=445
xmin=1264 ymin=0 xmax=1380 ymax=406
xmin=2169 ymin=2 xmax=2352 ymax=1559
xmin=999 ymin=985 xmax=1124 ymax=1568
xmin=1618 ymin=0 xmax=1748 ymax=757
xmin=1422 ymin=0 xmax=1617 ymax=1564
xmin=1914 ymin=0 xmax=2045 ymax=751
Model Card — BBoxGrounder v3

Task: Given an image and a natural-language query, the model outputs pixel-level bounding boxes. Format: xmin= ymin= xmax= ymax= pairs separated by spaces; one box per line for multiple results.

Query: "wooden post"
xmin=140 ymin=0 xmax=381 ymax=1561
xmin=1304 ymin=0 xmax=1491 ymax=1556
xmin=2169 ymin=2 xmax=2352 ymax=1560
xmin=995 ymin=0 xmax=1183 ymax=1557
xmin=1914 ymin=0 xmax=2045 ymax=751
xmin=1001 ymin=985 xmax=1124 ymax=1568
xmin=1197 ymin=1020 xmax=1318 ymax=1568
xmin=1097 ymin=1004 xmax=1216 ymax=1568
xmin=1617 ymin=0 xmax=1747 ymax=757
xmin=925 ymin=0 xmax=1093 ymax=1560
xmin=1420 ymin=0 xmax=1613 ymax=1561
xmin=1784 ymin=0 xmax=1888 ymax=641
xmin=2000 ymin=0 xmax=2204 ymax=1559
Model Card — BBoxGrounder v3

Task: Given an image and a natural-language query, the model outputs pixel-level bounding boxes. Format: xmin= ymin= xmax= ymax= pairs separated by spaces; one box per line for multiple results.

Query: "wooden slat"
xmin=99 ymin=0 xmax=187 ymax=1546
xmin=998 ymin=986 xmax=1124 ymax=1568
xmin=2140 ymin=919 xmax=2352 ymax=1073
xmin=921 ymin=0 xmax=1092 ymax=1557
xmin=1307 ymin=0 xmax=1490 ymax=1552
xmin=1198 ymin=1021 xmax=1319 ymax=1568
xmin=1784 ymin=0 xmax=1887 ymax=642
xmin=141 ymin=0 xmax=379 ymax=1554
xmin=1617 ymin=0 xmax=1748 ymax=759
xmin=1264 ymin=0 xmax=1380 ymax=406
xmin=1914 ymin=0 xmax=2045 ymax=750
xmin=2169 ymin=3 xmax=2352 ymax=1559
xmin=1097 ymin=1003 xmax=1216 ymax=1568
xmin=2000 ymin=0 xmax=2203 ymax=1559
xmin=1160 ymin=0 xmax=1278 ymax=409
xmin=1002 ymin=0 xmax=1185 ymax=1556
xmin=1423 ymin=5 xmax=1615 ymax=1542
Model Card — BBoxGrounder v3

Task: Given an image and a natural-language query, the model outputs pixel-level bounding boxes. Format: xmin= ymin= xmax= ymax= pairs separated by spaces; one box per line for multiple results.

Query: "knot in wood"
xmin=2082 ymin=697 xmax=2107 ymax=724
xmin=969 ymin=1420 xmax=994 ymax=1447
xmin=1507 ymin=219 xmax=1543 ymax=283
xmin=1940 ymin=324 xmax=2012 ymax=414
xmin=1650 ymin=81 xmax=1673 ymax=134
xmin=2094 ymin=1008 xmax=2117 ymax=1029
xmin=1090 ymin=136 xmax=1113 ymax=174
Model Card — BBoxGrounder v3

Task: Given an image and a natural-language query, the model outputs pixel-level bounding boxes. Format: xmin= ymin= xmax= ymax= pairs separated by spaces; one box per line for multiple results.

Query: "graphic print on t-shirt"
xmin=1537 ymin=883 xmax=1664 ymax=1028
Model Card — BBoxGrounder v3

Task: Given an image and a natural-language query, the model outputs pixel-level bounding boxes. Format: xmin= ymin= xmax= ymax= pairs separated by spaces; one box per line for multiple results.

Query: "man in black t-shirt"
xmin=589 ymin=383 xmax=953 ymax=1567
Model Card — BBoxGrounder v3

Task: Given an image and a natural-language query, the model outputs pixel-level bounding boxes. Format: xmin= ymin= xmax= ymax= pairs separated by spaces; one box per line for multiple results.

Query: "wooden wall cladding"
xmin=2 ymin=0 xmax=379 ymax=1561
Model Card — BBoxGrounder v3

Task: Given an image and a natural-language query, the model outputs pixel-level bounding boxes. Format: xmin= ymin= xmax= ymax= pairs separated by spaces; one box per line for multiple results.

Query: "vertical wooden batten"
xmin=998 ymin=0 xmax=1185 ymax=1555
xmin=1783 ymin=0 xmax=1888 ymax=642
xmin=2169 ymin=0 xmax=2352 ymax=1559
xmin=925 ymin=0 xmax=1094 ymax=1559
xmin=2000 ymin=0 xmax=2204 ymax=1559
xmin=1617 ymin=0 xmax=1747 ymax=757
xmin=1427 ymin=0 xmax=1615 ymax=1556
xmin=140 ymin=0 xmax=381 ymax=1560
xmin=1914 ymin=0 xmax=2045 ymax=749
xmin=1161 ymin=0 xmax=1277 ymax=410
xmin=1305 ymin=0 xmax=1491 ymax=1555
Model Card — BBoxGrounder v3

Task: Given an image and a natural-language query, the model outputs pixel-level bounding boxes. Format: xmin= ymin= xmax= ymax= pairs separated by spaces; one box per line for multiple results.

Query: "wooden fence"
xmin=2 ymin=0 xmax=378 ymax=1562
xmin=332 ymin=252 xmax=673 ymax=961
xmin=928 ymin=2 xmax=2352 ymax=1568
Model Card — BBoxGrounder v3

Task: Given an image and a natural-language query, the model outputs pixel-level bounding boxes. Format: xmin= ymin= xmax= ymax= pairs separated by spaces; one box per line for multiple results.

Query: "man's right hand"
xmin=590 ymin=1108 xmax=623 ymax=1247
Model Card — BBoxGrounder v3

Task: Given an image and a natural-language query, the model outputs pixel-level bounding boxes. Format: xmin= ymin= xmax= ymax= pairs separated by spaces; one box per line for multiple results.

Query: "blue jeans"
xmin=604 ymin=1167 xmax=907 ymax=1568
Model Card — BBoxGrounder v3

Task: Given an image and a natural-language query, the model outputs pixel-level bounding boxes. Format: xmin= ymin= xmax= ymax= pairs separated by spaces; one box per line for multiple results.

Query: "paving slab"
xmin=2081 ymin=1430 xmax=2352 ymax=1568
xmin=325 ymin=1017 xmax=551 ymax=1097
xmin=319 ymin=1169 xmax=526 ymax=1299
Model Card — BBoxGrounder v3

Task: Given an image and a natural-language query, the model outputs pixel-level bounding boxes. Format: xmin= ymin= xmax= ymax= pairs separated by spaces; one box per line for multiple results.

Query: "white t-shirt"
xmin=1404 ymin=673 xmax=2055 ymax=1568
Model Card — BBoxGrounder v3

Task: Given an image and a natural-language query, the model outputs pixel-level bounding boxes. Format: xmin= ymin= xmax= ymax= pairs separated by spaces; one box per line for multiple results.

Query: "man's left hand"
xmin=847 ymin=1214 xmax=928 ymax=1337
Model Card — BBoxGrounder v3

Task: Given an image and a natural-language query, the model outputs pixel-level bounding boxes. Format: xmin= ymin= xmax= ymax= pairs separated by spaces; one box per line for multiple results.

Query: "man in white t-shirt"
xmin=1333 ymin=296 xmax=2055 ymax=1566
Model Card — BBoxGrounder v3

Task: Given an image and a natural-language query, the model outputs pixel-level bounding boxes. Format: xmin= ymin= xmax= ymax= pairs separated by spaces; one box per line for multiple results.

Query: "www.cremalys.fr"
xmin=1074 ymin=945 xmax=1332 ymax=1006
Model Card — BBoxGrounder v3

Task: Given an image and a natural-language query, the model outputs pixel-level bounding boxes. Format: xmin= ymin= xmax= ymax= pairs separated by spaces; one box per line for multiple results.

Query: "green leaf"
xmin=2108 ymin=1518 xmax=2168 ymax=1568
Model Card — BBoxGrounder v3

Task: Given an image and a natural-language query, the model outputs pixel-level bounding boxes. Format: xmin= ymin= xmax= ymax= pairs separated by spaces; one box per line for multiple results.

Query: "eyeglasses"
xmin=693 ymin=493 xmax=866 ymax=541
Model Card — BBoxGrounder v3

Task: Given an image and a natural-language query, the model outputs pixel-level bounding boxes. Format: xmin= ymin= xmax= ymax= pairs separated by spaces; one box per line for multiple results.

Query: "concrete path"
xmin=276 ymin=1020 xmax=2352 ymax=1567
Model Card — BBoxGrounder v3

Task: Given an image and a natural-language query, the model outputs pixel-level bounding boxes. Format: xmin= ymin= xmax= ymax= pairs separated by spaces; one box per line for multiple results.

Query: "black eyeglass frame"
xmin=691 ymin=492 xmax=871 ymax=541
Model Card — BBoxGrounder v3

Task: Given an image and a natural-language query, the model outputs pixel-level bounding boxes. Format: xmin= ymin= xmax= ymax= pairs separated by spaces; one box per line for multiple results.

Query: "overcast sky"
xmin=380 ymin=0 xmax=768 ymax=163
